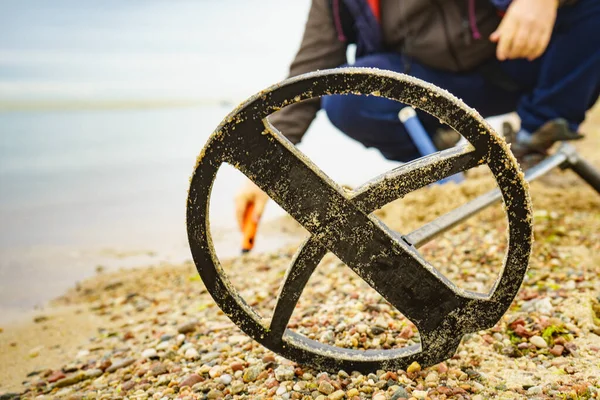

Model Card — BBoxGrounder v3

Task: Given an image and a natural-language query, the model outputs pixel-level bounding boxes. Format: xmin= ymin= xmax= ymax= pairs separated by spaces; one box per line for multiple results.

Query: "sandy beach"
xmin=2 ymin=2 xmax=600 ymax=398
xmin=1 ymin=104 xmax=599 ymax=399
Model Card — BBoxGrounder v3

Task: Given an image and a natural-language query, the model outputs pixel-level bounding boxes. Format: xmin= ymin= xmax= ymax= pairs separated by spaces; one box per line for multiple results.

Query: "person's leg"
xmin=322 ymin=53 xmax=430 ymax=162
xmin=500 ymin=0 xmax=600 ymax=135
xmin=322 ymin=53 xmax=522 ymax=162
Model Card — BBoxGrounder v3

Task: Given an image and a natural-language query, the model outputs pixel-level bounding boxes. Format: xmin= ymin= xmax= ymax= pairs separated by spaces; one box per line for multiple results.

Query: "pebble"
xmin=412 ymin=390 xmax=429 ymax=399
xmin=530 ymin=335 xmax=548 ymax=348
xmin=230 ymin=362 xmax=244 ymax=371
xmin=274 ymin=365 xmax=295 ymax=381
xmin=329 ymin=389 xmax=345 ymax=400
xmin=84 ymin=369 xmax=103 ymax=379
xmin=177 ymin=322 xmax=197 ymax=334
xmin=47 ymin=371 xmax=66 ymax=383
xmin=208 ymin=365 xmax=223 ymax=378
xmin=219 ymin=374 xmax=232 ymax=385
xmin=150 ymin=363 xmax=168 ymax=376
xmin=156 ymin=341 xmax=170 ymax=351
xmin=406 ymin=361 xmax=421 ymax=374
xmin=179 ymin=374 xmax=203 ymax=388
xmin=319 ymin=330 xmax=335 ymax=343
xmin=276 ymin=385 xmax=287 ymax=396
xmin=527 ymin=386 xmax=543 ymax=395
xmin=391 ymin=386 xmax=409 ymax=399
xmin=141 ymin=348 xmax=158 ymax=359
xmin=550 ymin=344 xmax=564 ymax=356
xmin=106 ymin=358 xmax=135 ymax=373
xmin=231 ymin=380 xmax=245 ymax=394
xmin=318 ymin=381 xmax=334 ymax=395
xmin=184 ymin=348 xmax=199 ymax=360
xmin=54 ymin=372 xmax=85 ymax=388
xmin=206 ymin=389 xmax=224 ymax=399
xmin=243 ymin=365 xmax=262 ymax=382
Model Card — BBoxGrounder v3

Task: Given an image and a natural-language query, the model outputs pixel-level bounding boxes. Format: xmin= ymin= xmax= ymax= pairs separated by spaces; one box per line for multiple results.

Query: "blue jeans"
xmin=322 ymin=0 xmax=600 ymax=162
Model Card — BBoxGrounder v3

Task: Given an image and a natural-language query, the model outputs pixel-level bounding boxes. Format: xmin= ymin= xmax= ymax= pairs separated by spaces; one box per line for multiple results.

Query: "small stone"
xmin=406 ymin=361 xmax=421 ymax=374
xmin=106 ymin=358 xmax=135 ymax=373
xmin=356 ymin=324 xmax=368 ymax=334
xmin=98 ymin=360 xmax=112 ymax=371
xmin=230 ymin=362 xmax=244 ymax=371
xmin=122 ymin=380 xmax=136 ymax=391
xmin=346 ymin=388 xmax=359 ymax=397
xmin=320 ymin=330 xmax=335 ymax=343
xmin=399 ymin=326 xmax=414 ymax=339
xmin=178 ymin=322 xmax=197 ymax=334
xmin=373 ymin=394 xmax=387 ymax=400
xmin=391 ymin=387 xmax=409 ymax=399
xmin=437 ymin=363 xmax=448 ymax=374
xmin=371 ymin=326 xmax=385 ymax=335
xmin=180 ymin=374 xmax=203 ymax=388
xmin=142 ymin=348 xmax=158 ymax=359
xmin=527 ymin=386 xmax=543 ymax=395
xmin=530 ymin=335 xmax=548 ymax=348
xmin=274 ymin=365 xmax=295 ymax=382
xmin=219 ymin=374 xmax=232 ymax=385
xmin=412 ymin=390 xmax=428 ymax=399
xmin=209 ymin=365 xmax=223 ymax=378
xmin=243 ymin=365 xmax=262 ymax=382
xmin=54 ymin=372 xmax=85 ymax=388
xmin=550 ymin=344 xmax=564 ymax=356
xmin=207 ymin=389 xmax=224 ymax=399
xmin=329 ymin=389 xmax=345 ymax=400
xmin=150 ymin=363 xmax=168 ymax=376
xmin=231 ymin=380 xmax=245 ymax=394
xmin=47 ymin=371 xmax=66 ymax=383
xmin=185 ymin=348 xmax=199 ymax=360
xmin=84 ymin=369 xmax=103 ymax=379
xmin=318 ymin=381 xmax=335 ymax=395
xmin=276 ymin=385 xmax=287 ymax=396
xmin=156 ymin=341 xmax=170 ymax=351
xmin=262 ymin=354 xmax=276 ymax=363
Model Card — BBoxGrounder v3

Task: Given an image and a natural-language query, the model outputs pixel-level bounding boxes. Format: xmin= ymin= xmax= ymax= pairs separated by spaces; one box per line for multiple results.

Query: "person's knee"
xmin=322 ymin=94 xmax=359 ymax=134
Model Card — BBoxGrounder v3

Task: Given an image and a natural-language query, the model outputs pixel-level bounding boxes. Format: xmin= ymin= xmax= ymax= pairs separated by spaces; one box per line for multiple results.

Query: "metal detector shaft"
xmin=404 ymin=143 xmax=577 ymax=248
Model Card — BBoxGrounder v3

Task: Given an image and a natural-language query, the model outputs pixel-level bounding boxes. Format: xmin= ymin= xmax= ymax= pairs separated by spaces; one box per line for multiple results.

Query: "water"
xmin=0 ymin=0 xmax=407 ymax=321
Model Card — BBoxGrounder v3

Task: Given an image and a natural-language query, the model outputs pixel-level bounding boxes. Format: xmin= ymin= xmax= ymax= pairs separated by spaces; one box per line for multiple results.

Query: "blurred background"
xmin=0 ymin=0 xmax=409 ymax=322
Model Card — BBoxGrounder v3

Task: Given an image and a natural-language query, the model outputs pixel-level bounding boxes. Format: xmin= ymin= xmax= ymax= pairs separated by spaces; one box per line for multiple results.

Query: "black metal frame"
xmin=186 ymin=68 xmax=537 ymax=372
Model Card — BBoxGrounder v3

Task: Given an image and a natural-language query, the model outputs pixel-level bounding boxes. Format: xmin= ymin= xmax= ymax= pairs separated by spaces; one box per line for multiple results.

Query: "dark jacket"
xmin=269 ymin=0 xmax=570 ymax=144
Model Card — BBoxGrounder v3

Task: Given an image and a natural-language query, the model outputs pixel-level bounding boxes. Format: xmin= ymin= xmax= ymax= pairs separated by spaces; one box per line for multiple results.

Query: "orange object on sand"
xmin=241 ymin=202 xmax=258 ymax=253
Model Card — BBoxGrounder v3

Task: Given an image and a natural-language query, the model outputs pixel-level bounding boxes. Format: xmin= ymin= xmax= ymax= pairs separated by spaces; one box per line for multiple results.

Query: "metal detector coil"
xmin=186 ymin=68 xmax=533 ymax=372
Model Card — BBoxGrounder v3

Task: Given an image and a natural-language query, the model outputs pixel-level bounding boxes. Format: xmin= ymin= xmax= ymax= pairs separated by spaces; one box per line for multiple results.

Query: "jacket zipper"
xmin=430 ymin=0 xmax=464 ymax=71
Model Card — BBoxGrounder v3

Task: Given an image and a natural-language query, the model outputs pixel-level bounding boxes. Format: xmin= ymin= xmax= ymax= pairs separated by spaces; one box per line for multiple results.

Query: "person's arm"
xmin=235 ymin=0 xmax=346 ymax=232
xmin=268 ymin=0 xmax=347 ymax=144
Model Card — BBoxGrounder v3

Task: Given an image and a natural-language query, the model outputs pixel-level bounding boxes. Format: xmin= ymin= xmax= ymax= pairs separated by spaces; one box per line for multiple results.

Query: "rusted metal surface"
xmin=186 ymin=68 xmax=533 ymax=372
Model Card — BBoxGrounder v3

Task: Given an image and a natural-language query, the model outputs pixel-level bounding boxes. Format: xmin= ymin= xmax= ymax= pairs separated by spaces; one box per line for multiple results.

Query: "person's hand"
xmin=235 ymin=179 xmax=269 ymax=231
xmin=490 ymin=0 xmax=558 ymax=61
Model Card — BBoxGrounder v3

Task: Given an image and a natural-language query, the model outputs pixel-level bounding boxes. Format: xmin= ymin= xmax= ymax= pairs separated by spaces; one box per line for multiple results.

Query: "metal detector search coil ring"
xmin=186 ymin=68 xmax=533 ymax=372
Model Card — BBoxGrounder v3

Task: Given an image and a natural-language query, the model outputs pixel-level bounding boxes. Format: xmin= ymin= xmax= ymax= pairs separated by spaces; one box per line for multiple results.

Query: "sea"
xmin=0 ymin=0 xmax=411 ymax=322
